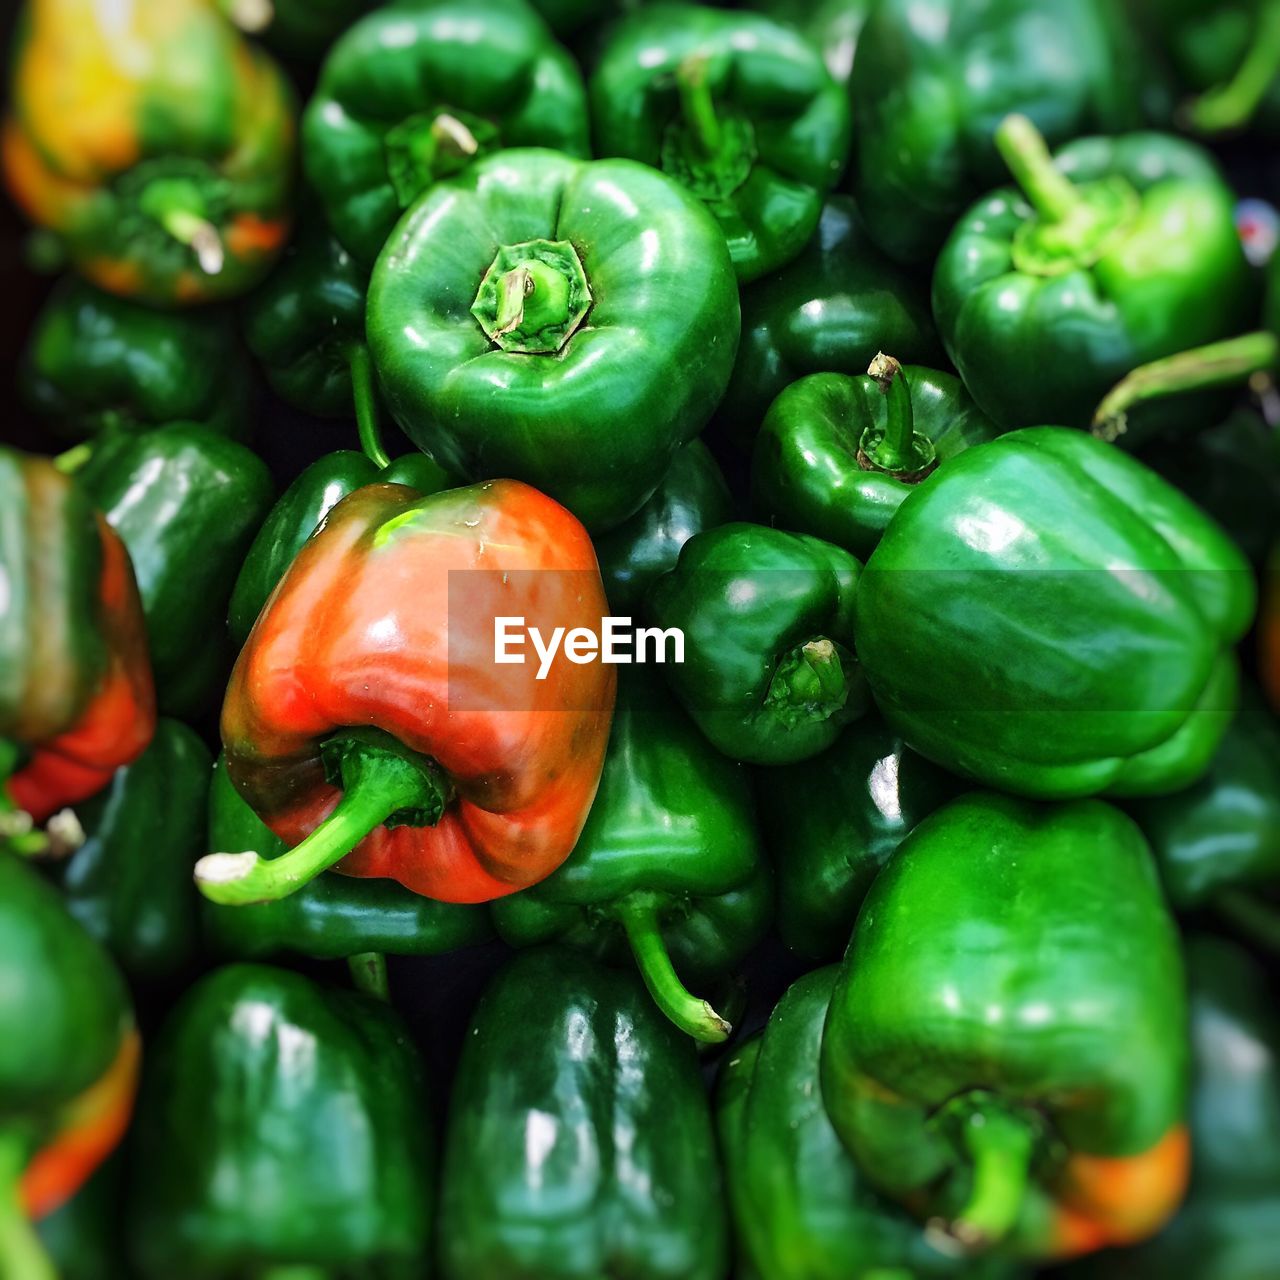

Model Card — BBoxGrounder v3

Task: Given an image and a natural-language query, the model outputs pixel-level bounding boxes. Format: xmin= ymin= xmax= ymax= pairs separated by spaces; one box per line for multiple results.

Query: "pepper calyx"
xmin=661 ymin=52 xmax=756 ymax=203
xmin=384 ymin=108 xmax=498 ymax=207
xmin=472 ymin=239 xmax=592 ymax=355
xmin=765 ymin=637 xmax=853 ymax=728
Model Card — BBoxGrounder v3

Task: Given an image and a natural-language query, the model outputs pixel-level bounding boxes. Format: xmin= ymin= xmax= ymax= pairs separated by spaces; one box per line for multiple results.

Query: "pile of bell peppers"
xmin=1 ymin=0 xmax=1278 ymax=1276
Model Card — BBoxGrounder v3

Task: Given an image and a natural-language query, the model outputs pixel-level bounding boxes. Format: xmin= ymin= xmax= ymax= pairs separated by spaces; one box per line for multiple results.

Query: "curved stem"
xmin=765 ymin=637 xmax=850 ymax=727
xmin=1183 ymin=1 xmax=1280 ymax=133
xmin=943 ymin=1108 xmax=1034 ymax=1251
xmin=52 ymin=442 xmax=94 ymax=475
xmin=348 ymin=951 xmax=390 ymax=1002
xmin=1092 ymin=332 xmax=1280 ymax=442
xmin=995 ymin=114 xmax=1081 ymax=222
xmin=676 ymin=54 xmax=723 ymax=157
xmin=162 ymin=209 xmax=224 ymax=276
xmin=617 ymin=898 xmax=730 ymax=1043
xmin=432 ymin=113 xmax=479 ymax=160
xmin=348 ymin=344 xmax=390 ymax=468
xmin=1214 ymin=887 xmax=1280 ymax=954
xmin=0 ymin=1134 xmax=57 ymax=1280
xmin=868 ymin=353 xmax=916 ymax=469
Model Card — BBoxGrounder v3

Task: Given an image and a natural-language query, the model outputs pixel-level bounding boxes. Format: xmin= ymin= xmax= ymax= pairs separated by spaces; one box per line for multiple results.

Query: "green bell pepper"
xmin=720 ymin=196 xmax=941 ymax=447
xmin=647 ymin=522 xmax=866 ymax=764
xmin=593 ymin=440 xmax=733 ymax=614
xmin=367 ymin=148 xmax=740 ymax=532
xmin=752 ymin=355 xmax=1001 ymax=560
xmin=821 ymin=792 xmax=1189 ymax=1261
xmin=718 ymin=966 xmax=1019 ymax=1280
xmin=933 ymin=119 xmax=1255 ymax=431
xmin=227 ymin=449 xmax=449 ymax=648
xmin=855 ymin=427 xmax=1254 ymax=799
xmin=757 ymin=709 xmax=960 ymax=962
xmin=20 ymin=277 xmax=253 ymax=444
xmin=850 ymin=0 xmax=1158 ymax=264
xmin=590 ymin=4 xmax=850 ymax=282
xmin=303 ymin=0 xmax=590 ymax=265
xmin=77 ymin=425 xmax=275 ymax=717
xmin=1064 ymin=934 xmax=1280 ymax=1279
xmin=438 ymin=946 xmax=729 ymax=1280
xmin=128 ymin=962 xmax=434 ymax=1278
xmin=491 ymin=673 xmax=768 ymax=1043
xmin=53 ymin=718 xmax=211 ymax=984
xmin=745 ymin=0 xmax=870 ymax=85
xmin=35 ymin=1153 xmax=128 ymax=1280
xmin=205 ymin=753 xmax=492 ymax=961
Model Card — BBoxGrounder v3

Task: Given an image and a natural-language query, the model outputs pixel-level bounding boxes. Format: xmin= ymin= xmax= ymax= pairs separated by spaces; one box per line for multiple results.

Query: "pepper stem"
xmin=0 ymin=1134 xmax=57 ymax=1280
xmin=139 ymin=179 xmax=225 ymax=275
xmin=1183 ymin=2 xmax=1280 ymax=133
xmin=995 ymin=114 xmax=1081 ymax=222
xmin=348 ymin=951 xmax=390 ymax=1002
xmin=194 ymin=735 xmax=450 ymax=907
xmin=1092 ymin=332 xmax=1280 ymax=442
xmin=858 ymin=353 xmax=939 ymax=479
xmin=617 ymin=898 xmax=730 ymax=1043
xmin=940 ymin=1107 xmax=1034 ymax=1251
xmin=226 ymin=0 xmax=272 ymax=32
xmin=676 ymin=54 xmax=723 ymax=157
xmin=347 ymin=344 xmax=390 ymax=468
xmin=52 ymin=442 xmax=94 ymax=475
xmin=494 ymin=267 xmax=534 ymax=337
xmin=0 ymin=808 xmax=84 ymax=860
xmin=1214 ymin=888 xmax=1280 ymax=954
xmin=764 ymin=638 xmax=851 ymax=729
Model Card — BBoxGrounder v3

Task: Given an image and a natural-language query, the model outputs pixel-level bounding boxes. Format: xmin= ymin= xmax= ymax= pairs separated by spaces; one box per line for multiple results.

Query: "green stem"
xmin=432 ymin=112 xmax=479 ymax=160
xmin=868 ymin=353 xmax=916 ymax=470
xmin=347 ymin=344 xmax=390 ymax=468
xmin=1214 ymin=888 xmax=1280 ymax=954
xmin=676 ymin=54 xmax=723 ymax=157
xmin=995 ymin=114 xmax=1081 ymax=222
xmin=161 ymin=209 xmax=224 ymax=275
xmin=1092 ymin=332 xmax=1280 ymax=442
xmin=52 ymin=442 xmax=94 ymax=475
xmin=194 ymin=735 xmax=450 ymax=907
xmin=764 ymin=637 xmax=850 ymax=728
xmin=348 ymin=952 xmax=390 ymax=1002
xmin=1183 ymin=1 xmax=1280 ymax=133
xmin=617 ymin=898 xmax=730 ymax=1043
xmin=0 ymin=1133 xmax=57 ymax=1280
xmin=493 ymin=267 xmax=533 ymax=337
xmin=943 ymin=1107 xmax=1034 ymax=1251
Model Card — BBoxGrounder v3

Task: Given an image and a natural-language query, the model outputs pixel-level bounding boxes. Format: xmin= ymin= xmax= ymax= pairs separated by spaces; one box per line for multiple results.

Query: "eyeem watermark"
xmin=495 ymin=616 xmax=684 ymax=680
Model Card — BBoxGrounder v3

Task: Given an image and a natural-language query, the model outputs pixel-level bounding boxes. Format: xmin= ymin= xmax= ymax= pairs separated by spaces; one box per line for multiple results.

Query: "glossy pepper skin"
xmin=590 ymin=5 xmax=850 ymax=282
xmin=200 ymin=479 xmax=615 ymax=907
xmin=304 ymin=0 xmax=589 ymax=265
xmin=718 ymin=967 xmax=1017 ymax=1280
xmin=128 ymin=963 xmax=434 ymax=1278
xmin=0 ymin=451 xmax=155 ymax=826
xmin=439 ymin=947 xmax=729 ymax=1280
xmin=0 ymin=856 xmax=140 ymax=1280
xmin=752 ymin=357 xmax=1001 ymax=561
xmin=3 ymin=0 xmax=295 ymax=306
xmin=647 ymin=522 xmax=865 ymax=765
xmin=77 ymin=425 xmax=274 ymax=718
xmin=593 ymin=440 xmax=733 ymax=614
xmin=746 ymin=0 xmax=870 ymax=85
xmin=757 ymin=710 xmax=960 ymax=962
xmin=21 ymin=277 xmax=252 ymax=443
xmin=205 ymin=753 xmax=493 ymax=961
xmin=367 ymin=148 xmax=740 ymax=533
xmin=227 ymin=449 xmax=450 ymax=649
xmin=1066 ymin=935 xmax=1280 ymax=1280
xmin=492 ymin=673 xmax=769 ymax=1043
xmin=821 ymin=793 xmax=1190 ymax=1261
xmin=849 ymin=0 xmax=1157 ymax=265
xmin=855 ymin=427 xmax=1254 ymax=799
xmin=933 ymin=122 xmax=1255 ymax=431
xmin=719 ymin=196 xmax=941 ymax=446
xmin=54 ymin=719 xmax=211 ymax=984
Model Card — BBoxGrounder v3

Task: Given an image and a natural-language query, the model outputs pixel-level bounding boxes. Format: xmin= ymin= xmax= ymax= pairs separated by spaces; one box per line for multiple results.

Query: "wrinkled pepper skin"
xmin=128 ymin=963 xmax=434 ymax=1278
xmin=55 ymin=719 xmax=211 ymax=983
xmin=367 ymin=148 xmax=740 ymax=533
xmin=719 ymin=196 xmax=941 ymax=446
xmin=757 ymin=711 xmax=960 ymax=962
xmin=205 ymin=753 xmax=493 ymax=960
xmin=752 ymin=362 xmax=1000 ymax=560
xmin=746 ymin=0 xmax=870 ymax=85
xmin=590 ymin=5 xmax=850 ymax=282
xmin=492 ymin=673 xmax=769 ymax=1042
xmin=3 ymin=0 xmax=295 ymax=306
xmin=855 ymin=428 xmax=1254 ymax=799
xmin=821 ymin=793 xmax=1190 ymax=1262
xmin=21 ymin=277 xmax=253 ymax=443
xmin=78 ymin=426 xmax=274 ymax=718
xmin=304 ymin=0 xmax=589 ymax=265
xmin=934 ymin=128 xmax=1255 ymax=431
xmin=1065 ymin=935 xmax=1280 ymax=1280
xmin=0 ymin=451 xmax=155 ymax=825
xmin=849 ymin=0 xmax=1157 ymax=264
xmin=593 ymin=440 xmax=733 ymax=614
xmin=718 ymin=967 xmax=1018 ymax=1280
xmin=227 ymin=449 xmax=450 ymax=649
xmin=439 ymin=947 xmax=729 ymax=1280
xmin=648 ymin=522 xmax=865 ymax=765
xmin=0 ymin=856 xmax=139 ymax=1279
xmin=212 ymin=480 xmax=614 ymax=905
